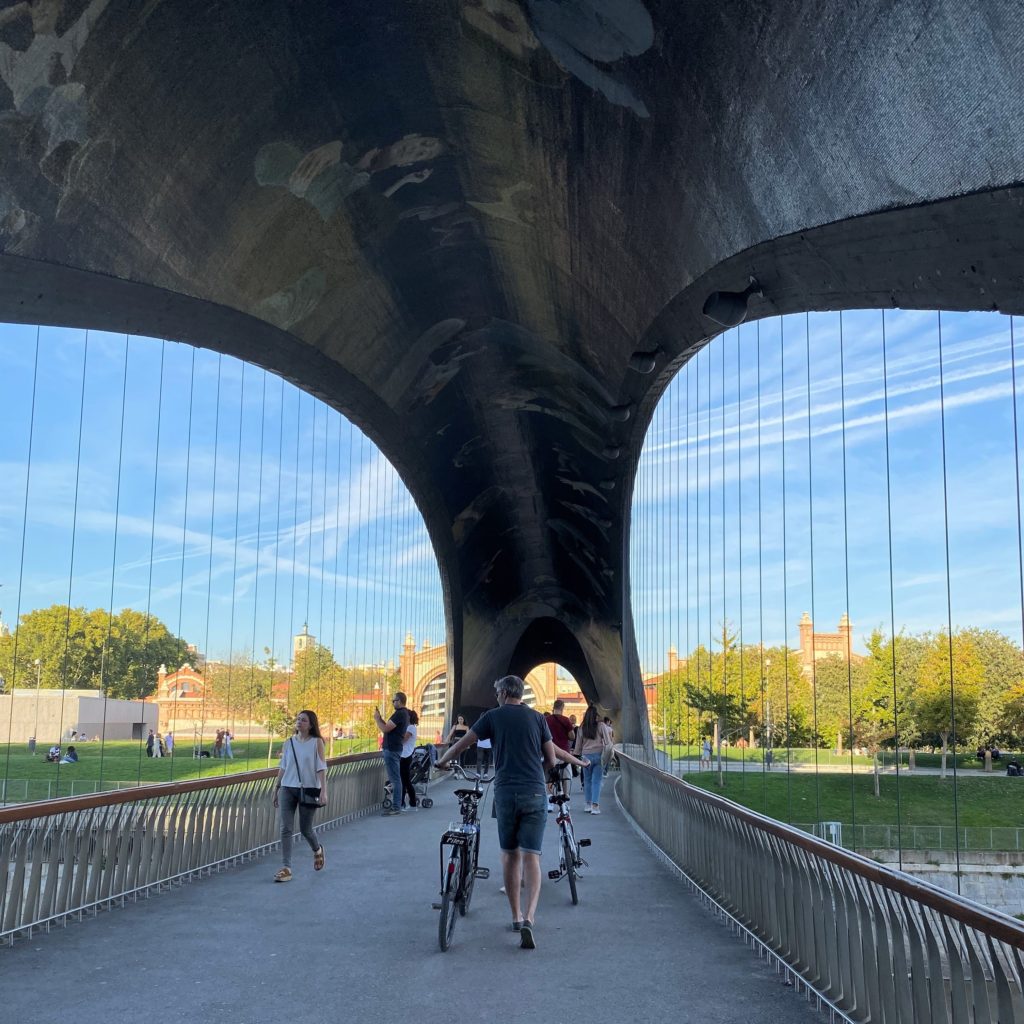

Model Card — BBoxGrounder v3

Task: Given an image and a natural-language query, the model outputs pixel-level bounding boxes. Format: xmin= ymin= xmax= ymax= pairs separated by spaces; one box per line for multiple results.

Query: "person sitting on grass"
xmin=46 ymin=745 xmax=61 ymax=763
xmin=60 ymin=745 xmax=78 ymax=764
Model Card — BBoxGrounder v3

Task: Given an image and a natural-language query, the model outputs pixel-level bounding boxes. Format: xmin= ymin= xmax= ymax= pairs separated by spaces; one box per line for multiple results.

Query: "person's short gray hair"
xmin=494 ymin=675 xmax=525 ymax=699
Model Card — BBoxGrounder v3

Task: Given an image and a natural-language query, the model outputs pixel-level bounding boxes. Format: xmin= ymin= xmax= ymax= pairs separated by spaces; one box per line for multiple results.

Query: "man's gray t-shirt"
xmin=472 ymin=704 xmax=551 ymax=793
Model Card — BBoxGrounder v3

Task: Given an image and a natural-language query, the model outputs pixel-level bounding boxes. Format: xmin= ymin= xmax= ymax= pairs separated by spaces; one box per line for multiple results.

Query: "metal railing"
xmin=0 ymin=752 xmax=384 ymax=945
xmin=618 ymin=746 xmax=1024 ymax=1024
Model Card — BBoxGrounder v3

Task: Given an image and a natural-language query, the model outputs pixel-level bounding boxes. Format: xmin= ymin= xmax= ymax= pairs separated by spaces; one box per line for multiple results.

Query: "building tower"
xmin=293 ymin=623 xmax=315 ymax=663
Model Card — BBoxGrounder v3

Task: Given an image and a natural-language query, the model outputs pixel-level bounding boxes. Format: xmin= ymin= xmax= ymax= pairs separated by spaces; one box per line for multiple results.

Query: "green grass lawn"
xmin=659 ymin=744 xmax=1006 ymax=771
xmin=0 ymin=737 xmax=379 ymax=802
xmin=682 ymin=770 xmax=1024 ymax=843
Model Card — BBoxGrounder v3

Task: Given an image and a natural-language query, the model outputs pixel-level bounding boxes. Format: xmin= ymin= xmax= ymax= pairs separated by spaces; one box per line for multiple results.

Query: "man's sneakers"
xmin=591 ymin=806 xmax=602 ymax=815
xmin=584 ymin=803 xmax=593 ymax=813
xmin=519 ymin=920 xmax=536 ymax=950
xmin=381 ymin=807 xmax=401 ymax=816
xmin=511 ymin=920 xmax=522 ymax=931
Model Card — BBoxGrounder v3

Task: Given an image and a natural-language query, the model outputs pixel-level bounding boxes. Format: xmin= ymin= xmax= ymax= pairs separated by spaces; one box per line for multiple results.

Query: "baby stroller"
xmin=409 ymin=745 xmax=435 ymax=809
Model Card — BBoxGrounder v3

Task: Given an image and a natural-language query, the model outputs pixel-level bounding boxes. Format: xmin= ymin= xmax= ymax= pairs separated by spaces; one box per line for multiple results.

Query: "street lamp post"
xmin=30 ymin=658 xmax=41 ymax=753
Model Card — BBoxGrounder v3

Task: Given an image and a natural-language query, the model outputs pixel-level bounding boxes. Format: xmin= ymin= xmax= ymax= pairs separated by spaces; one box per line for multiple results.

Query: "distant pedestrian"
xmin=701 ymin=737 xmax=712 ymax=769
xmin=165 ymin=731 xmax=174 ymax=755
xmin=224 ymin=730 xmax=233 ymax=759
xmin=214 ymin=729 xmax=224 ymax=758
xmin=272 ymin=709 xmax=327 ymax=882
xmin=146 ymin=729 xmax=155 ymax=758
xmin=765 ymin=748 xmax=773 ymax=771
xmin=574 ymin=706 xmax=612 ymax=814
xmin=153 ymin=732 xmax=164 ymax=758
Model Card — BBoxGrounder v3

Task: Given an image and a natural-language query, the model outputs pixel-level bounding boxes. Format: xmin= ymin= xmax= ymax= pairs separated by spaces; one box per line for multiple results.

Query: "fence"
xmin=618 ymin=746 xmax=1024 ymax=1024
xmin=0 ymin=752 xmax=383 ymax=944
xmin=792 ymin=823 xmax=1024 ymax=853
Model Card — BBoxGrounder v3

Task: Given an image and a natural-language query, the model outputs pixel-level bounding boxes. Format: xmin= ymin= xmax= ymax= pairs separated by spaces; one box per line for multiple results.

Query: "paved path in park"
xmin=0 ymin=776 xmax=821 ymax=1024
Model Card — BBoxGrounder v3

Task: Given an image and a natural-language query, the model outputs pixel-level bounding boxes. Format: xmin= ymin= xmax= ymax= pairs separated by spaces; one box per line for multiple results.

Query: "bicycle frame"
xmin=434 ymin=764 xmax=493 ymax=950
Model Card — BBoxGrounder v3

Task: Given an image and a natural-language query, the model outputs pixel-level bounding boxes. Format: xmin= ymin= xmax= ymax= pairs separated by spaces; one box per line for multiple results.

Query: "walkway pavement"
xmin=1 ymin=776 xmax=820 ymax=1024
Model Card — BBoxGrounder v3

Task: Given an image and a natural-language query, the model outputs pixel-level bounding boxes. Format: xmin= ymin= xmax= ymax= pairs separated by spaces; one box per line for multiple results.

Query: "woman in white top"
xmin=272 ymin=709 xmax=327 ymax=881
xmin=399 ymin=709 xmax=419 ymax=809
xmin=573 ymin=705 xmax=613 ymax=814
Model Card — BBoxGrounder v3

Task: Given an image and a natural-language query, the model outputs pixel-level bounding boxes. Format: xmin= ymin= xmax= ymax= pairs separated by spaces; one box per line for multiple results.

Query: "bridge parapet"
xmin=0 ymin=753 xmax=384 ymax=945
xmin=617 ymin=749 xmax=1024 ymax=1024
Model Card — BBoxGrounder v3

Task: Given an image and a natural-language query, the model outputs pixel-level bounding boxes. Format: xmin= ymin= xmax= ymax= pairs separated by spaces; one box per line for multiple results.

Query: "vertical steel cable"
xmin=340 ymin=421 xmax=354 ymax=743
xmin=356 ymin=430 xmax=371 ymax=744
xmin=1010 ymin=316 xmax=1024 ymax=686
xmin=935 ymin=310 xmax=963 ymax=889
xmin=805 ymin=313 xmax=821 ymax=822
xmin=95 ymin=334 xmax=130 ymax=790
xmin=315 ymin=404 xmax=329 ymax=713
xmin=737 ymin=327 xmax=746 ymax=787
xmin=245 ymin=370 xmax=268 ymax=770
xmin=171 ymin=346 xmax=197 ymax=776
xmin=222 ymin=363 xmax=246 ymax=774
xmin=838 ymin=314 xmax=857 ymax=832
xmin=137 ymin=340 xmax=167 ymax=784
xmin=756 ymin=321 xmax=767 ymax=808
xmin=56 ymin=331 xmax=91 ymax=794
xmin=721 ymin=333 xmax=728 ymax=778
xmin=707 ymin=344 xmax=713 ymax=762
xmin=328 ymin=412 xmax=343 ymax=752
xmin=2 ymin=326 xmax=41 ymax=789
xmin=198 ymin=354 xmax=223 ymax=759
xmin=304 ymin=402 xmax=317 ymax=642
xmin=286 ymin=391 xmax=302 ymax=711
xmin=685 ymin=356 xmax=692 ymax=760
xmin=676 ymin=359 xmax=684 ymax=758
xmin=780 ymin=316 xmax=793 ymax=820
xmin=880 ymin=311 xmax=904 ymax=865
xmin=267 ymin=376 xmax=286 ymax=764
xmin=694 ymin=349 xmax=702 ymax=768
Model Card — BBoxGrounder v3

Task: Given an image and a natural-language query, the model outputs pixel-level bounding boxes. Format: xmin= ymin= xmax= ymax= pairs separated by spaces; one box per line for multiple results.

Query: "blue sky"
xmin=631 ymin=308 xmax=1024 ymax=675
xmin=0 ymin=326 xmax=445 ymax=670
xmin=2 ymin=310 xmax=1022 ymax=679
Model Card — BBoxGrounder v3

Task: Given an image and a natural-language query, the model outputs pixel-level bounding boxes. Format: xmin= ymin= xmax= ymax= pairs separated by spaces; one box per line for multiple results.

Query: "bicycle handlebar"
xmin=447 ymin=762 xmax=494 ymax=785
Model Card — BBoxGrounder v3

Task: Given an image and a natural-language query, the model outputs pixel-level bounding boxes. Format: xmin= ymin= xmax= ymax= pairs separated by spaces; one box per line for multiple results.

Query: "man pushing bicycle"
xmin=436 ymin=674 xmax=556 ymax=949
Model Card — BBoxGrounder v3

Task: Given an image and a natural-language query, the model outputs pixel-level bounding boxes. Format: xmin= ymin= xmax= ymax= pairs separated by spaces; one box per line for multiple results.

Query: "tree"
xmin=812 ymin=655 xmax=872 ymax=751
xmin=0 ymin=604 xmax=184 ymax=698
xmin=909 ymin=632 xmax=985 ymax=779
xmin=959 ymin=627 xmax=1024 ymax=743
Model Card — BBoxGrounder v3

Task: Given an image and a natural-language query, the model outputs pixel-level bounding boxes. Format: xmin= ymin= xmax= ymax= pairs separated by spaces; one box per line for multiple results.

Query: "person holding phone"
xmin=272 ymin=709 xmax=327 ymax=882
xmin=374 ymin=691 xmax=410 ymax=817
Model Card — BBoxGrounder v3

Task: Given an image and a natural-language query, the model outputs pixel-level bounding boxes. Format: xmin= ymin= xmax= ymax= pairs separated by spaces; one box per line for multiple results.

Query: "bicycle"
xmin=546 ymin=763 xmax=591 ymax=905
xmin=432 ymin=762 xmax=493 ymax=951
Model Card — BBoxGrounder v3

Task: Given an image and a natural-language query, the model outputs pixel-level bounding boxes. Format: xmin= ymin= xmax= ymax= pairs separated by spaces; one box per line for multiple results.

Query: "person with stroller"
xmin=400 ymin=709 xmax=419 ymax=810
xmin=374 ymin=691 xmax=410 ymax=817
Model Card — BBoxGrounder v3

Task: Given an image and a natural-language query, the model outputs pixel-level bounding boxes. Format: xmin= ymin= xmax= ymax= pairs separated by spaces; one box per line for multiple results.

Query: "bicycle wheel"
xmin=562 ymin=832 xmax=579 ymax=905
xmin=459 ymin=833 xmax=478 ymax=915
xmin=438 ymin=847 xmax=462 ymax=951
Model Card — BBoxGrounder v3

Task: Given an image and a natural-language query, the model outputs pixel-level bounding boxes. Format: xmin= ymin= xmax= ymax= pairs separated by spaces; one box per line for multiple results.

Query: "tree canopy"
xmin=0 ymin=604 xmax=184 ymax=699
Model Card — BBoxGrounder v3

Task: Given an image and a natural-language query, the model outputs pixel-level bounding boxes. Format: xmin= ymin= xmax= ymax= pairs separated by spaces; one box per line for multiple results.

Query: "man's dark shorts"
xmin=494 ymin=788 xmax=547 ymax=855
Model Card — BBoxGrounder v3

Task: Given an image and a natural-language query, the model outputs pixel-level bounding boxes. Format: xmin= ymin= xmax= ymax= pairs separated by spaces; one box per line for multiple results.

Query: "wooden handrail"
xmin=0 ymin=751 xmax=382 ymax=825
xmin=620 ymin=750 xmax=1024 ymax=950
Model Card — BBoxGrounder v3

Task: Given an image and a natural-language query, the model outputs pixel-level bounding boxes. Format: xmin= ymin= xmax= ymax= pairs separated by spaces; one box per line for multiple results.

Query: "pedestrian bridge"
xmin=2 ymin=751 xmax=1022 ymax=1024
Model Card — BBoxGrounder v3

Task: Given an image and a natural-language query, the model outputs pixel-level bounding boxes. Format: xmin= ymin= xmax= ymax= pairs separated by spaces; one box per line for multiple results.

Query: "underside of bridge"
xmin=1 ymin=0 xmax=1022 ymax=740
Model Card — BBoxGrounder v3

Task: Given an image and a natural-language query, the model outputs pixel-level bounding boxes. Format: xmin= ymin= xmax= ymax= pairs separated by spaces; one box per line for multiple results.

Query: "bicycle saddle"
xmin=453 ymin=788 xmax=481 ymax=798
xmin=549 ymin=794 xmax=571 ymax=804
